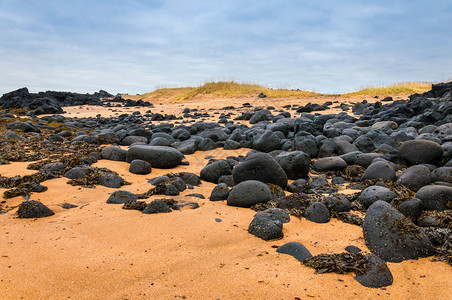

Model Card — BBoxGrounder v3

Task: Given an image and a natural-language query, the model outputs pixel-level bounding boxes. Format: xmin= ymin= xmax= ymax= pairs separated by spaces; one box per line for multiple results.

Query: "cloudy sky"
xmin=0 ymin=0 xmax=451 ymax=95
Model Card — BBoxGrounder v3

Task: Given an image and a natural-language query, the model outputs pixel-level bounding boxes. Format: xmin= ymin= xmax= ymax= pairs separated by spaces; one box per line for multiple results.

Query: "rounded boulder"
xmin=399 ymin=140 xmax=443 ymax=165
xmin=313 ymin=156 xmax=347 ymax=172
xmin=363 ymin=201 xmax=434 ymax=262
xmin=360 ymin=186 xmax=397 ymax=209
xmin=275 ymin=151 xmax=311 ymax=180
xmin=415 ymin=185 xmax=452 ymax=211
xmin=126 ymin=145 xmax=184 ymax=169
xmin=227 ymin=180 xmax=273 ymax=208
xmin=396 ymin=165 xmax=431 ymax=192
xmin=232 ymin=152 xmax=288 ymax=189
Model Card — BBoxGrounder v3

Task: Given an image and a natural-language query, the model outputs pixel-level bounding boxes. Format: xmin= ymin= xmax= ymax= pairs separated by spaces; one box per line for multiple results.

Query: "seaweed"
xmin=331 ymin=211 xmax=364 ymax=226
xmin=335 ymin=165 xmax=366 ymax=182
xmin=418 ymin=210 xmax=452 ymax=229
xmin=251 ymin=192 xmax=314 ymax=218
xmin=0 ymin=173 xmax=57 ymax=198
xmin=67 ymin=167 xmax=129 ymax=188
xmin=346 ymin=192 xmax=366 ymax=212
xmin=122 ymin=200 xmax=148 ymax=211
xmin=0 ymin=118 xmax=100 ymax=167
xmin=360 ymin=179 xmax=416 ymax=201
xmin=423 ymin=227 xmax=452 ymax=266
xmin=137 ymin=173 xmax=194 ymax=199
xmin=302 ymin=252 xmax=368 ymax=275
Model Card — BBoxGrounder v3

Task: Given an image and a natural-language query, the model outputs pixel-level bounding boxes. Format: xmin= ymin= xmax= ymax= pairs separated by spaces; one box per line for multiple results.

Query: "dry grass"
xmin=128 ymin=80 xmax=433 ymax=103
xmin=343 ymin=82 xmax=432 ymax=97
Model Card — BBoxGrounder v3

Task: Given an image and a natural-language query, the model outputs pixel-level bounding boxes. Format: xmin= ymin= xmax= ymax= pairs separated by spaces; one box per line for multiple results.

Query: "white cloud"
xmin=0 ymin=0 xmax=451 ymax=95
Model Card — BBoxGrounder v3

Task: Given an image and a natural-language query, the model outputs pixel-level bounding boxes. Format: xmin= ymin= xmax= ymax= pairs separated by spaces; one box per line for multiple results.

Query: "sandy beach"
xmin=0 ymin=93 xmax=451 ymax=299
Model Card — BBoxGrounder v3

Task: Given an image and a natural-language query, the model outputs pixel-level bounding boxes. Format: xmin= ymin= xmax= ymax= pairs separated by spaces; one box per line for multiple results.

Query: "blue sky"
xmin=0 ymin=0 xmax=451 ymax=95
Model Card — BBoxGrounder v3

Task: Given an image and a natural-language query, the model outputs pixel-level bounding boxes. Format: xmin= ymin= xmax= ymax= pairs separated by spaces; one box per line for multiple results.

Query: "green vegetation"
xmin=132 ymin=80 xmax=433 ymax=103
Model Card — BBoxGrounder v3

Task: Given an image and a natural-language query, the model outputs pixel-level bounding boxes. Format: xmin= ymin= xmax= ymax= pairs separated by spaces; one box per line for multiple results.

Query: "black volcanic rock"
xmin=17 ymin=200 xmax=54 ymax=218
xmin=248 ymin=216 xmax=283 ymax=241
xmin=276 ymin=242 xmax=312 ymax=262
xmin=354 ymin=254 xmax=393 ymax=288
xmin=399 ymin=140 xmax=443 ymax=165
xmin=232 ymin=152 xmax=288 ymax=189
xmin=363 ymin=201 xmax=434 ymax=262
xmin=275 ymin=151 xmax=311 ymax=180
xmin=126 ymin=145 xmax=184 ymax=169
xmin=0 ymin=87 xmax=110 ymax=115
xmin=227 ymin=180 xmax=272 ymax=208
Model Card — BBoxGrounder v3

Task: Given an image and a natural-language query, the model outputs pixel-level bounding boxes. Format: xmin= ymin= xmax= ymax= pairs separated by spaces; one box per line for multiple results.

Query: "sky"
xmin=0 ymin=0 xmax=451 ymax=95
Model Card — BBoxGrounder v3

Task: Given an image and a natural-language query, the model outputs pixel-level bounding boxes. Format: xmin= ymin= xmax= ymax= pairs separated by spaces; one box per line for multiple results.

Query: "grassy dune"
xmin=344 ymin=82 xmax=432 ymax=97
xmin=131 ymin=81 xmax=433 ymax=103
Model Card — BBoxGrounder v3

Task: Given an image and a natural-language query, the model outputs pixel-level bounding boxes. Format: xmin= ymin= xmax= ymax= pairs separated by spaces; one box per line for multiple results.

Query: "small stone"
xmin=276 ymin=242 xmax=312 ymax=262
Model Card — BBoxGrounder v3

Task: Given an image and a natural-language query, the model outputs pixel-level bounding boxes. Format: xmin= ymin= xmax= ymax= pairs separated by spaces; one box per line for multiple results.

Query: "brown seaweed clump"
xmin=302 ymin=252 xmax=368 ymax=275
xmin=0 ymin=172 xmax=57 ymax=199
xmin=331 ymin=211 xmax=364 ymax=226
xmin=122 ymin=200 xmax=148 ymax=211
xmin=333 ymin=165 xmax=366 ymax=182
xmin=418 ymin=210 xmax=452 ymax=229
xmin=252 ymin=192 xmax=314 ymax=218
xmin=361 ymin=179 xmax=416 ymax=202
xmin=0 ymin=123 xmax=100 ymax=166
xmin=27 ymin=149 xmax=100 ymax=172
xmin=423 ymin=227 xmax=452 ymax=266
xmin=137 ymin=176 xmax=182 ymax=199
xmin=67 ymin=167 xmax=130 ymax=188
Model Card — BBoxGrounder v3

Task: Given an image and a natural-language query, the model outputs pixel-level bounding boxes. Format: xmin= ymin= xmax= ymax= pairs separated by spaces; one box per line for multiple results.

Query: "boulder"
xmin=248 ymin=217 xmax=283 ymax=241
xmin=64 ymin=167 xmax=87 ymax=179
xmin=129 ymin=159 xmax=152 ymax=175
xmin=363 ymin=201 xmax=434 ymax=262
xmin=396 ymin=165 xmax=431 ymax=192
xmin=303 ymin=202 xmax=330 ymax=223
xmin=126 ymin=145 xmax=184 ymax=168
xmin=354 ymin=254 xmax=393 ymax=288
xmin=209 ymin=183 xmax=230 ymax=201
xmin=101 ymin=146 xmax=127 ymax=162
xmin=361 ymin=161 xmax=396 ymax=181
xmin=142 ymin=200 xmax=172 ymax=214
xmin=313 ymin=157 xmax=347 ymax=172
xmin=17 ymin=200 xmax=54 ymax=218
xmin=200 ymin=160 xmax=232 ymax=183
xmin=253 ymin=130 xmax=282 ymax=152
xmin=287 ymin=179 xmax=308 ymax=193
xmin=98 ymin=173 xmax=126 ymax=188
xmin=254 ymin=208 xmax=290 ymax=223
xmin=325 ymin=194 xmax=351 ymax=212
xmin=232 ymin=152 xmax=288 ymax=189
xmin=399 ymin=140 xmax=443 ymax=165
xmin=397 ymin=198 xmax=423 ymax=220
xmin=121 ymin=135 xmax=148 ymax=146
xmin=431 ymin=167 xmax=452 ymax=183
xmin=415 ymin=185 xmax=452 ymax=211
xmin=107 ymin=190 xmax=138 ymax=204
xmin=275 ymin=151 xmax=310 ymax=180
xmin=360 ymin=186 xmax=397 ymax=209
xmin=227 ymin=180 xmax=273 ymax=208
xmin=39 ymin=162 xmax=65 ymax=174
